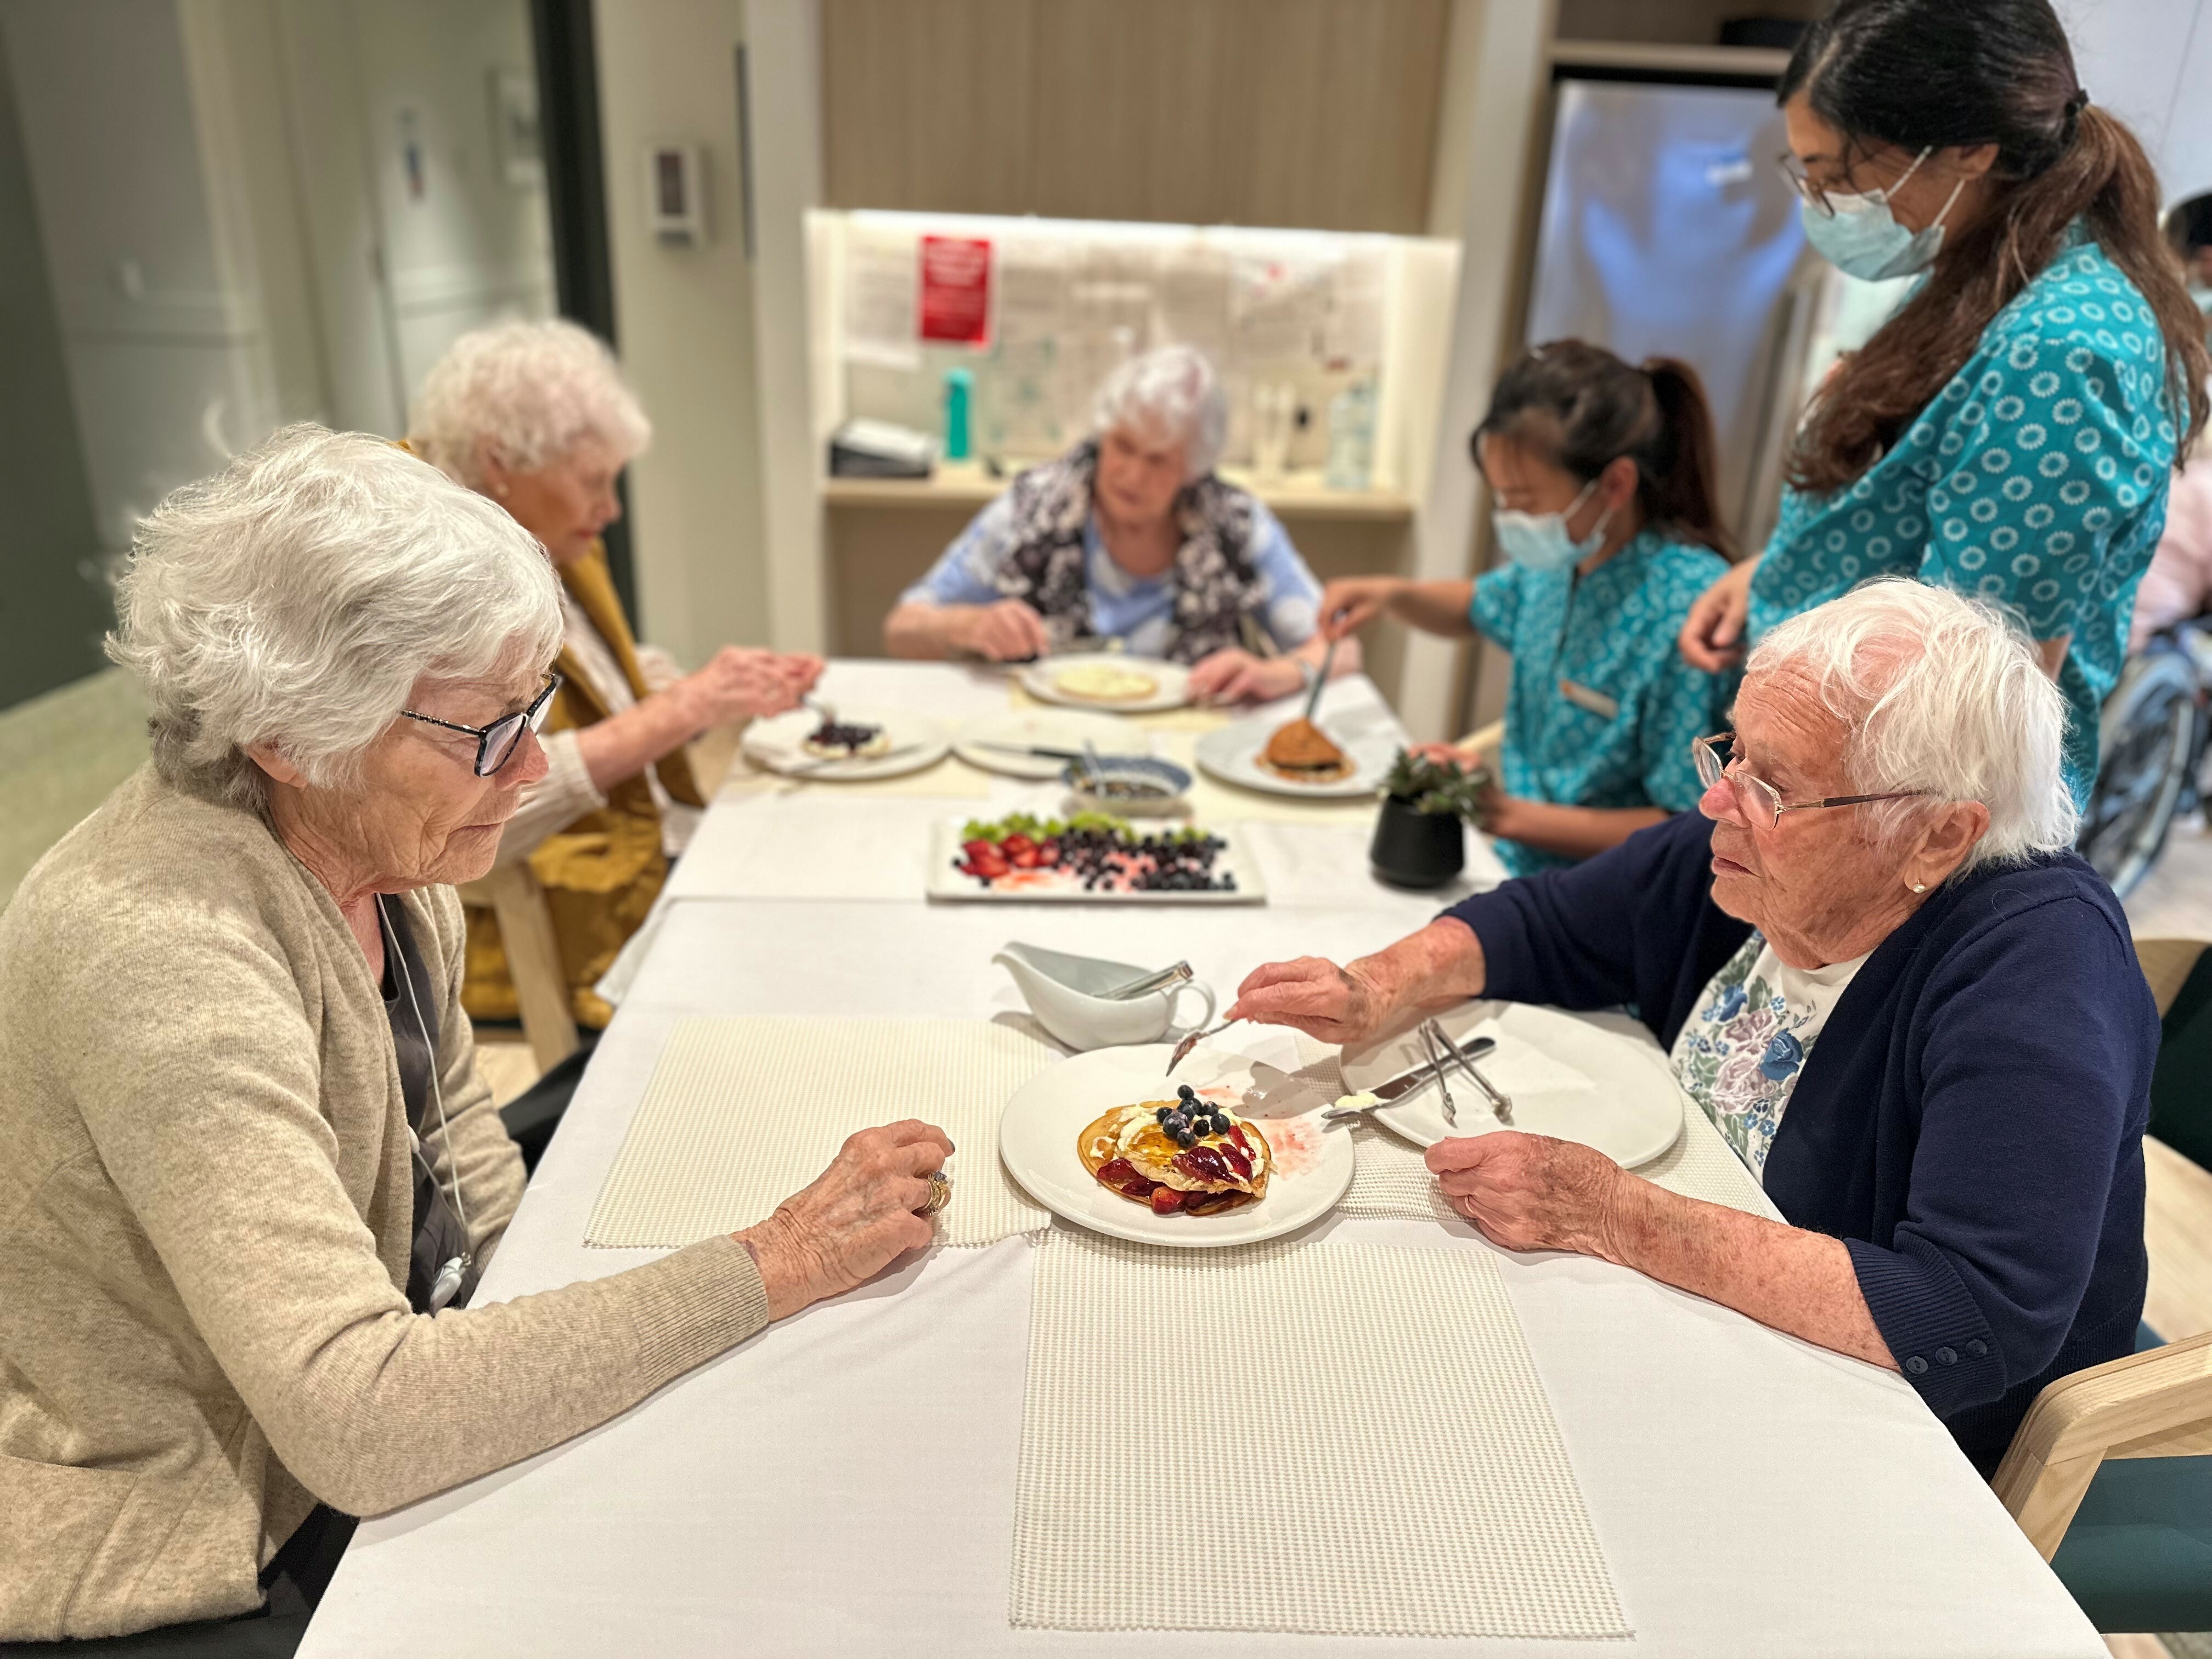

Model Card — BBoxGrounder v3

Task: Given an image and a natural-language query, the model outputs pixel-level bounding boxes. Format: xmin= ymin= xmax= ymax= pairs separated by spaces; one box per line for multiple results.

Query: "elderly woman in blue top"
xmin=1680 ymin=0 xmax=2211 ymax=804
xmin=883 ymin=345 xmax=1355 ymax=704
xmin=1230 ymin=580 xmax=2153 ymax=1472
xmin=1323 ymin=343 xmax=1737 ymax=874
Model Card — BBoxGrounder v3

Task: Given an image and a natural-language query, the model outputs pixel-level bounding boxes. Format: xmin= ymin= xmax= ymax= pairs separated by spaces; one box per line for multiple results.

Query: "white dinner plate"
xmin=1193 ymin=713 xmax=1395 ymax=801
xmin=998 ymin=1043 xmax=1355 ymax=1248
xmin=1339 ymin=1002 xmax=1683 ymax=1168
xmin=740 ymin=706 xmax=951 ymax=781
xmin=951 ymin=709 xmax=1149 ymax=780
xmin=926 ymin=817 xmax=1266 ymax=904
xmin=1019 ymin=652 xmax=1191 ymax=713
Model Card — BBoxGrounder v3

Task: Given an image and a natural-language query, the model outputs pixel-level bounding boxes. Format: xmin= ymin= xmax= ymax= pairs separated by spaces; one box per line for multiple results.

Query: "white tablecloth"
xmin=301 ymin=663 xmax=2102 ymax=1659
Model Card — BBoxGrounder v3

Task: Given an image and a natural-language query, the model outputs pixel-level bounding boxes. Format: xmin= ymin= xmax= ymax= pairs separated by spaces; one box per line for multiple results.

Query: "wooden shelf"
xmin=821 ymin=461 xmax=1414 ymax=522
xmin=1549 ymin=39 xmax=1792 ymax=78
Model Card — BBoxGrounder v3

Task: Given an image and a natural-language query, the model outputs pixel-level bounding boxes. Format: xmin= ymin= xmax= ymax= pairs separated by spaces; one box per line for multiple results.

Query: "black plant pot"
xmin=1369 ymin=793 xmax=1465 ymax=890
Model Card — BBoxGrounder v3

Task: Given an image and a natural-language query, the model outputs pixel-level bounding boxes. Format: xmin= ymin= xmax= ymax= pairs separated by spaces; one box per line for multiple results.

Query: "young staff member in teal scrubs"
xmin=1679 ymin=0 xmax=2211 ymax=803
xmin=1322 ymin=342 xmax=1739 ymax=876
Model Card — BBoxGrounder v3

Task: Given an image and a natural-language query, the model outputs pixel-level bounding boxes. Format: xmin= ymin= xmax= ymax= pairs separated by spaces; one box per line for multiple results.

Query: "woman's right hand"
xmin=1226 ymin=956 xmax=1396 ymax=1046
xmin=738 ymin=1120 xmax=956 ymax=1320
xmin=949 ymin=599 xmax=1051 ymax=662
xmin=1316 ymin=576 xmax=1404 ymax=642
xmin=1678 ymin=558 xmax=1758 ymax=672
xmin=677 ymin=646 xmax=814 ymax=727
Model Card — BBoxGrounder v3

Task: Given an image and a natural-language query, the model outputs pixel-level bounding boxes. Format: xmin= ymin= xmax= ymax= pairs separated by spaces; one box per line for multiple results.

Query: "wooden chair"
xmin=1987 ymin=935 xmax=2212 ymax=1633
xmin=456 ymin=861 xmax=579 ymax=1073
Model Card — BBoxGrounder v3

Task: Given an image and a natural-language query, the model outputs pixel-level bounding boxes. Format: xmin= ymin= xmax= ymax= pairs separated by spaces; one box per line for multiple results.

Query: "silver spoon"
xmin=1166 ymin=1019 xmax=1240 ymax=1075
xmin=1300 ymin=635 xmax=1341 ymax=723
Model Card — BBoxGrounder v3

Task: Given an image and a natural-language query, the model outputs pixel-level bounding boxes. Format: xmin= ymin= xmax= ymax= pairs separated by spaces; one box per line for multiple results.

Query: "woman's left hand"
xmin=1188 ymin=647 xmax=1305 ymax=705
xmin=1426 ymin=1132 xmax=1633 ymax=1261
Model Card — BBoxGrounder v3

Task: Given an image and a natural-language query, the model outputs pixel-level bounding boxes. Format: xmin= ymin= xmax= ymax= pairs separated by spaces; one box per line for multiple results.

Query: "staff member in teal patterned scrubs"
xmin=1324 ymin=342 xmax=1739 ymax=876
xmin=1679 ymin=0 xmax=2211 ymax=803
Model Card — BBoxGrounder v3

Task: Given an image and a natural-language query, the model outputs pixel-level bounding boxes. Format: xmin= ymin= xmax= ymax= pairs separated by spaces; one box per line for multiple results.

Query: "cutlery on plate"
xmin=1102 ymin=961 xmax=1193 ymax=1001
xmin=1166 ymin=1019 xmax=1240 ymax=1075
xmin=1418 ymin=1021 xmax=1458 ymax=1126
xmin=1322 ymin=1036 xmax=1497 ymax=1122
xmin=802 ymin=692 xmax=837 ymax=725
xmin=785 ymin=741 xmax=924 ymax=775
xmin=1300 ymin=636 xmax=1341 ymax=723
xmin=969 ymin=740 xmax=1088 ymax=763
xmin=1430 ymin=1022 xmax=1514 ymax=1124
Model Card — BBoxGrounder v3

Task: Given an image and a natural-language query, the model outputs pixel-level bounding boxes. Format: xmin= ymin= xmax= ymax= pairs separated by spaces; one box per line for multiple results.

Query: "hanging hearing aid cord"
xmin=378 ymin=895 xmax=473 ymax=1312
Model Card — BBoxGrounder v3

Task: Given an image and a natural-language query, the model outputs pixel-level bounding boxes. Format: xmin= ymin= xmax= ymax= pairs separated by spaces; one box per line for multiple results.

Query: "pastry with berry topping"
xmin=1077 ymin=1086 xmax=1271 ymax=1215
xmin=802 ymin=718 xmax=891 ymax=759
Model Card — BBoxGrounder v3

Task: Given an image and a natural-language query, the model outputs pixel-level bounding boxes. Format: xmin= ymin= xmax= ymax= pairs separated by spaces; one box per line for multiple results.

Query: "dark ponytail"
xmin=1474 ymin=340 xmax=1737 ymax=560
xmin=1782 ymin=0 xmax=2212 ymax=495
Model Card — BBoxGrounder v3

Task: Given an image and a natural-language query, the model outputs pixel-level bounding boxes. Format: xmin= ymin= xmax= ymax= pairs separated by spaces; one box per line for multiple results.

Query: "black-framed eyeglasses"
xmin=400 ymin=674 xmax=561 ymax=777
xmin=1692 ymin=732 xmax=1931 ymax=831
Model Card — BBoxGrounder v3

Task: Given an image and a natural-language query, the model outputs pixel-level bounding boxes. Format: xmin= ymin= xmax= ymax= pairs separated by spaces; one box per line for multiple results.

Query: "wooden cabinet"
xmin=821 ymin=0 xmax=1451 ymax=233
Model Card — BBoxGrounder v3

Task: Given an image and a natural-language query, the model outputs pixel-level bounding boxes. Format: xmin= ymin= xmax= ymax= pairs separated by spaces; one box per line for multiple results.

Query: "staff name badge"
xmin=1558 ymin=678 xmax=1620 ymax=720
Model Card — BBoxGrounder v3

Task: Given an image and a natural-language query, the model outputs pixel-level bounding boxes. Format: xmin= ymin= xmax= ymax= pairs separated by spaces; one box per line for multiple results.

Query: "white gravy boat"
xmin=993 ymin=941 xmax=1217 ymax=1052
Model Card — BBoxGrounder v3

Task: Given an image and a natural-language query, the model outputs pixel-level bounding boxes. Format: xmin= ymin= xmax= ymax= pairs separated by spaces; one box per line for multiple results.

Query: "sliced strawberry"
xmin=1001 ymin=833 xmax=1036 ymax=857
xmin=961 ymin=838 xmax=997 ymax=859
xmin=1096 ymin=1158 xmax=1138 ymax=1186
xmin=1174 ymin=1146 xmax=1231 ymax=1185
xmin=1035 ymin=841 xmax=1062 ymax=866
xmin=972 ymin=851 xmax=1009 ymax=878
xmin=1008 ymin=844 xmax=1040 ymax=868
xmin=1228 ymin=1124 xmax=1251 ymax=1153
xmin=1219 ymin=1142 xmax=1253 ymax=1180
xmin=1149 ymin=1186 xmax=1186 ymax=1214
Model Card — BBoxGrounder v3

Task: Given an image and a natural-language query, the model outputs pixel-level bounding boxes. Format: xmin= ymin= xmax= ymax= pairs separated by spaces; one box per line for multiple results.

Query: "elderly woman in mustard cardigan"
xmin=408 ymin=319 xmax=821 ymax=1030
xmin=0 ymin=427 xmax=949 ymax=1647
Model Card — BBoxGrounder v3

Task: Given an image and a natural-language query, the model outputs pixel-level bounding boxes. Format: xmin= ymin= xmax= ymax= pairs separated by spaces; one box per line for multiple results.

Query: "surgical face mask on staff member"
xmin=1798 ymin=146 xmax=1968 ymax=284
xmin=1493 ymin=476 xmax=1611 ymax=574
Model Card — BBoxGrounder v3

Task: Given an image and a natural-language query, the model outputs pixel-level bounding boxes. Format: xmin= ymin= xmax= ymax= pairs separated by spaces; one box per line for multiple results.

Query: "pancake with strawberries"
xmin=1078 ymin=1090 xmax=1271 ymax=1216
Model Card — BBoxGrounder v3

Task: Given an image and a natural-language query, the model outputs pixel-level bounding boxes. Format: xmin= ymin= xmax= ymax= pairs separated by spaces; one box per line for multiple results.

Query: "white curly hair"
xmin=407 ymin=317 xmax=652 ymax=489
xmin=1746 ymin=578 xmax=2080 ymax=873
xmin=109 ymin=424 xmax=563 ymax=812
xmin=1092 ymin=344 xmax=1228 ymax=479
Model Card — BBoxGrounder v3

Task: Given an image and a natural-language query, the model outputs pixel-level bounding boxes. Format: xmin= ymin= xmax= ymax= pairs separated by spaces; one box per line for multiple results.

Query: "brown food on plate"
xmin=1077 ymin=1101 xmax=1272 ymax=1217
xmin=1260 ymin=717 xmax=1353 ymax=782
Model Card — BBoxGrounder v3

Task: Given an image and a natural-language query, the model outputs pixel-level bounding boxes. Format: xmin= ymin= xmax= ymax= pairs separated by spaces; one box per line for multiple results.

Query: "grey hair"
xmin=1746 ymin=578 xmax=2079 ymax=873
xmin=109 ymin=424 xmax=563 ymax=813
xmin=407 ymin=317 xmax=652 ymax=490
xmin=1092 ymin=344 xmax=1228 ymax=479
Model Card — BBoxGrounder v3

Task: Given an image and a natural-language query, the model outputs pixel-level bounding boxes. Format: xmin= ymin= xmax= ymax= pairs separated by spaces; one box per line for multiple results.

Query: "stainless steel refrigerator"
xmin=1525 ymin=76 xmax=1829 ymax=555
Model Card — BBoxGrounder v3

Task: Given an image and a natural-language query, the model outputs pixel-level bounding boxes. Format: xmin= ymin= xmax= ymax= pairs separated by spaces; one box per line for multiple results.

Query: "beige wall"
xmin=594 ymin=0 xmax=776 ymax=663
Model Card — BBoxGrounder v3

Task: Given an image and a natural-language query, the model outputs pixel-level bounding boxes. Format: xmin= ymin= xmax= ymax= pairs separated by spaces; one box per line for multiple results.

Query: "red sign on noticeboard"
xmin=918 ymin=235 xmax=992 ymax=346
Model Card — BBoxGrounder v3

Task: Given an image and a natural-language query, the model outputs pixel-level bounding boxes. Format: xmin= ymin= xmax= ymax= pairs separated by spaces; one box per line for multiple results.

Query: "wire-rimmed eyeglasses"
xmin=1692 ymin=731 xmax=1931 ymax=831
xmin=400 ymin=674 xmax=561 ymax=777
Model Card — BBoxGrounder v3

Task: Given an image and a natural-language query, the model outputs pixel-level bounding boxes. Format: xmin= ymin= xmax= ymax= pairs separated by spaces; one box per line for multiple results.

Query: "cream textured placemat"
xmin=585 ymin=1017 xmax=1054 ymax=1249
xmin=1012 ymin=1230 xmax=1630 ymax=1640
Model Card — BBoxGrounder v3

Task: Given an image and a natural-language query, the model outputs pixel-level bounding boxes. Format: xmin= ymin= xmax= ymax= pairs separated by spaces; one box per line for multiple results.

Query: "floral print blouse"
xmin=1669 ymin=933 xmax=1870 ymax=1182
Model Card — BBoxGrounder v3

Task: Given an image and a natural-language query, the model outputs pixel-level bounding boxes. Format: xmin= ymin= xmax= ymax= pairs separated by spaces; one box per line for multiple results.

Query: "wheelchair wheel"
xmin=2080 ymin=649 xmax=2204 ymax=898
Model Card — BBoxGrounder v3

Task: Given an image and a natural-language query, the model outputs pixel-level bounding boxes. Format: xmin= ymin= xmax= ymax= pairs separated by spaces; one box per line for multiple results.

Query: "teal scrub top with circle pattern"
xmin=1747 ymin=225 xmax=2181 ymax=803
xmin=1472 ymin=528 xmax=1737 ymax=877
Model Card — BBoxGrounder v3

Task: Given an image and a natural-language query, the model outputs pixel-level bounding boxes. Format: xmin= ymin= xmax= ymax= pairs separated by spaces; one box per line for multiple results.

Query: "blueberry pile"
xmin=1056 ymin=826 xmax=1237 ymax=894
xmin=808 ymin=719 xmax=882 ymax=752
xmin=1154 ymin=1084 xmax=1233 ymax=1148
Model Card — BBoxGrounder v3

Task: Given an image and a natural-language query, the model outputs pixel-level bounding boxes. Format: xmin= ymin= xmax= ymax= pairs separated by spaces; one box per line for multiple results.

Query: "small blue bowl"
xmin=1062 ymin=753 xmax=1193 ymax=815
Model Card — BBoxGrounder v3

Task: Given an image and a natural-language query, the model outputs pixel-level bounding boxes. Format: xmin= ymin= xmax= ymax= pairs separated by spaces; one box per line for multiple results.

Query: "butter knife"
xmin=1324 ymin=1036 xmax=1496 ymax=1118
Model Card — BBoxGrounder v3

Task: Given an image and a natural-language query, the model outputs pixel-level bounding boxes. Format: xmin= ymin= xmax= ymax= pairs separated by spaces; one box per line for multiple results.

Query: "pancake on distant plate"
xmin=1260 ymin=717 xmax=1353 ymax=782
xmin=1077 ymin=1087 xmax=1271 ymax=1215
xmin=1053 ymin=662 xmax=1159 ymax=704
xmin=800 ymin=718 xmax=891 ymax=759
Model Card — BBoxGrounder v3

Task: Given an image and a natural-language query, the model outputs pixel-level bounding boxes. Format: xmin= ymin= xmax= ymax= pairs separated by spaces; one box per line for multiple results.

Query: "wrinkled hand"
xmin=1426 ymin=1132 xmax=1631 ymax=1260
xmin=1678 ymin=558 xmax=1758 ymax=673
xmin=738 ymin=1120 xmax=956 ymax=1319
xmin=1317 ymin=576 xmax=1403 ymax=642
xmin=1188 ymin=647 xmax=1305 ymax=706
xmin=951 ymin=599 xmax=1051 ymax=662
xmin=680 ymin=646 xmax=816 ymax=727
xmin=1227 ymin=955 xmax=1394 ymax=1046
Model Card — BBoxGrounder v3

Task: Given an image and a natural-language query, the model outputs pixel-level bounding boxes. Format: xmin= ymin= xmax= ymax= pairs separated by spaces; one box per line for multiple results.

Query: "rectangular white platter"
xmin=923 ymin=817 xmax=1268 ymax=904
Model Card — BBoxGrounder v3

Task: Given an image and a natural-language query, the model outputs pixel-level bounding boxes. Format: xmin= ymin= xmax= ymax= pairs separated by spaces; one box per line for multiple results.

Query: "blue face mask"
xmin=1493 ymin=477 xmax=1610 ymax=574
xmin=1799 ymin=147 xmax=1966 ymax=284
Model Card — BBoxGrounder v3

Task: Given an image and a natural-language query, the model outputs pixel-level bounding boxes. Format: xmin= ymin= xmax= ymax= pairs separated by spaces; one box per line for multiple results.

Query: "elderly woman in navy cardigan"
xmin=1232 ymin=579 xmax=2155 ymax=1472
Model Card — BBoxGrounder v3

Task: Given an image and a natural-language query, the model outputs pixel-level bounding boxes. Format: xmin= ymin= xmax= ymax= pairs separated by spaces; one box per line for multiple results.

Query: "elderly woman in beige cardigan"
xmin=0 ymin=427 xmax=949 ymax=1649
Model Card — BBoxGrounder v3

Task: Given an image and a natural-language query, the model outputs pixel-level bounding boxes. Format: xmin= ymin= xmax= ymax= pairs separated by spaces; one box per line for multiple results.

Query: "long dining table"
xmin=298 ymin=660 xmax=2107 ymax=1658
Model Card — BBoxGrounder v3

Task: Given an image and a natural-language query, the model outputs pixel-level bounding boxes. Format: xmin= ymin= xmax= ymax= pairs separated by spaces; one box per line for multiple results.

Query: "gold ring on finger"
xmin=916 ymin=1170 xmax=953 ymax=1216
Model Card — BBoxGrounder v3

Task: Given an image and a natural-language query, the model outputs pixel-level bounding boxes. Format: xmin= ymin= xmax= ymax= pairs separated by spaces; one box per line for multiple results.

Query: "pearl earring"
xmin=1909 ymin=881 xmax=1927 ymax=893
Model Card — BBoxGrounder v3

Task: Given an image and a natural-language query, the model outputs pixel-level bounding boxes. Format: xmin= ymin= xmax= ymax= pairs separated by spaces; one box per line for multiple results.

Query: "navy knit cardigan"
xmin=1441 ymin=809 xmax=2155 ymax=1471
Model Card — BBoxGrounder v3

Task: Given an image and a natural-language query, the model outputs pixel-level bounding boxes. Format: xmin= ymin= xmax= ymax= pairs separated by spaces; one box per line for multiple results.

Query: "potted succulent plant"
xmin=1369 ymin=749 xmax=1490 ymax=889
